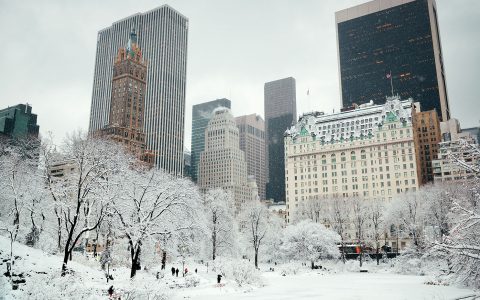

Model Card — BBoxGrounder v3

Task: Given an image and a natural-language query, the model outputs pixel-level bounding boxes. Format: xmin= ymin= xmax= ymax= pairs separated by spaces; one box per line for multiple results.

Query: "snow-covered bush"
xmin=230 ymin=260 xmax=262 ymax=287
xmin=184 ymin=273 xmax=201 ymax=287
xmin=18 ymin=273 xmax=101 ymax=300
xmin=280 ymin=220 xmax=340 ymax=268
xmin=213 ymin=258 xmax=263 ymax=287
xmin=278 ymin=262 xmax=303 ymax=276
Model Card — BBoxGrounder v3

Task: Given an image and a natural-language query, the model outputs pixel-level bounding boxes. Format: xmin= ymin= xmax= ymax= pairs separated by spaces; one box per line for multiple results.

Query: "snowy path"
xmin=176 ymin=271 xmax=474 ymax=300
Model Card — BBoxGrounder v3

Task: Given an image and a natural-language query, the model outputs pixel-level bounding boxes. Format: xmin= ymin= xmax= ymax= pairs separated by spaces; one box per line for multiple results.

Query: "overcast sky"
xmin=1 ymin=0 xmax=478 ymax=149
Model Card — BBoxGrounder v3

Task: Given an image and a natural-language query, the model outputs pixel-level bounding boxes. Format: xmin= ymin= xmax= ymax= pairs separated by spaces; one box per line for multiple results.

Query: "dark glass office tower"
xmin=336 ymin=0 xmax=450 ymax=121
xmin=0 ymin=104 xmax=39 ymax=139
xmin=191 ymin=98 xmax=231 ymax=182
xmin=264 ymin=77 xmax=296 ymax=202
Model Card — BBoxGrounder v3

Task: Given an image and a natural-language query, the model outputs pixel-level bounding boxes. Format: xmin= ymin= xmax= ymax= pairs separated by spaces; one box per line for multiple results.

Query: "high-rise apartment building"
xmin=412 ymin=109 xmax=441 ymax=184
xmin=0 ymin=104 xmax=39 ymax=139
xmin=191 ymin=99 xmax=231 ymax=182
xmin=336 ymin=0 xmax=450 ymax=121
xmin=236 ymin=114 xmax=267 ymax=200
xmin=198 ymin=108 xmax=257 ymax=211
xmin=101 ymin=29 xmax=147 ymax=159
xmin=284 ymin=96 xmax=420 ymax=224
xmin=88 ymin=5 xmax=188 ymax=174
xmin=264 ymin=77 xmax=296 ymax=202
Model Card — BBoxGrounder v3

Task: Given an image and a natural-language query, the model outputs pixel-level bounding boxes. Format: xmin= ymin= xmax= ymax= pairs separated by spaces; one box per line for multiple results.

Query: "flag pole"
xmin=390 ymin=70 xmax=394 ymax=96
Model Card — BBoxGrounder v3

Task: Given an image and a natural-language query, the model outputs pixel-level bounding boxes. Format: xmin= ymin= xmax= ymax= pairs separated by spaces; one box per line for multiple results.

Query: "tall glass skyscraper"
xmin=88 ymin=5 xmax=188 ymax=174
xmin=191 ymin=98 xmax=231 ymax=182
xmin=336 ymin=0 xmax=450 ymax=121
xmin=264 ymin=77 xmax=296 ymax=203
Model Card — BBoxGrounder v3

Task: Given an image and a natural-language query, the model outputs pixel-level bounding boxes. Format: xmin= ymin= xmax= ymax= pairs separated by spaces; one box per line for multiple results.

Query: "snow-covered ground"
xmin=0 ymin=236 xmax=476 ymax=300
xmin=176 ymin=271 xmax=474 ymax=300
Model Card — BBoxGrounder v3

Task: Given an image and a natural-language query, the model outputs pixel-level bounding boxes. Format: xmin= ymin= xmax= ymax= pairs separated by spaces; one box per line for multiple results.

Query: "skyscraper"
xmin=88 ymin=5 xmax=188 ymax=174
xmin=198 ymin=108 xmax=257 ymax=211
xmin=101 ymin=29 xmax=147 ymax=160
xmin=191 ymin=98 xmax=231 ymax=182
xmin=336 ymin=0 xmax=450 ymax=121
xmin=264 ymin=77 xmax=296 ymax=202
xmin=0 ymin=104 xmax=39 ymax=139
xmin=235 ymin=114 xmax=267 ymax=200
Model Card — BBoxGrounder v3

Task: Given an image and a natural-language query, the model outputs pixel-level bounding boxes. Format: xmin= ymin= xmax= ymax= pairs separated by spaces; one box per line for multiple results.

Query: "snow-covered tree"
xmin=43 ymin=131 xmax=129 ymax=275
xmin=421 ymin=183 xmax=457 ymax=243
xmin=365 ymin=198 xmax=385 ymax=265
xmin=328 ymin=197 xmax=350 ymax=262
xmin=433 ymin=140 xmax=480 ymax=288
xmin=351 ymin=198 xmax=368 ymax=267
xmin=385 ymin=191 xmax=426 ymax=251
xmin=112 ymin=167 xmax=204 ymax=278
xmin=294 ymin=196 xmax=326 ymax=224
xmin=239 ymin=201 xmax=279 ymax=268
xmin=0 ymin=137 xmax=44 ymax=276
xmin=203 ymin=189 xmax=237 ymax=260
xmin=280 ymin=220 xmax=340 ymax=268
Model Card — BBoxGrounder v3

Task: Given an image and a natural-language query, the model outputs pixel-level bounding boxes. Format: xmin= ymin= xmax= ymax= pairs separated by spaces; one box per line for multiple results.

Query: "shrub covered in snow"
xmin=278 ymin=262 xmax=303 ymax=276
xmin=17 ymin=273 xmax=102 ymax=300
xmin=184 ymin=273 xmax=201 ymax=287
xmin=213 ymin=258 xmax=263 ymax=288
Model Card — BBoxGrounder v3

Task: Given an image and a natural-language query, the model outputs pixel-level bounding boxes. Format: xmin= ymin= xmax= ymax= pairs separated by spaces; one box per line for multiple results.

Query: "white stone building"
xmin=199 ymin=108 xmax=258 ymax=211
xmin=284 ymin=96 xmax=420 ymax=224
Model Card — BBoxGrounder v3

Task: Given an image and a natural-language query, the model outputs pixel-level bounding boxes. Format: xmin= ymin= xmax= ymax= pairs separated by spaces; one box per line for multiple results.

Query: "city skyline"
xmin=0 ymin=0 xmax=478 ymax=149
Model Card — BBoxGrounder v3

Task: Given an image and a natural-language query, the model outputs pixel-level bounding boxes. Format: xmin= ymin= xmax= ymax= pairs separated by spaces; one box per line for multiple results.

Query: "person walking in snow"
xmin=184 ymin=268 xmax=188 ymax=276
xmin=171 ymin=267 xmax=175 ymax=276
xmin=175 ymin=268 xmax=179 ymax=277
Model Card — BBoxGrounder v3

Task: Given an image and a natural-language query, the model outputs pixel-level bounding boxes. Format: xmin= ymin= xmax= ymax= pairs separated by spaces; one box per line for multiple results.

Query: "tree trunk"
xmin=161 ymin=251 xmax=167 ymax=270
xmin=376 ymin=245 xmax=380 ymax=265
xmin=130 ymin=245 xmax=141 ymax=278
xmin=61 ymin=248 xmax=70 ymax=276
xmin=212 ymin=230 xmax=216 ymax=260
xmin=254 ymin=249 xmax=258 ymax=268
xmin=311 ymin=261 xmax=314 ymax=269
xmin=359 ymin=247 xmax=363 ymax=268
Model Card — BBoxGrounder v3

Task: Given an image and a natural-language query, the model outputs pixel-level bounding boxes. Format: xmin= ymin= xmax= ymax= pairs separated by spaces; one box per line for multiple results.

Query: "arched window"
xmin=351 ymin=151 xmax=356 ymax=160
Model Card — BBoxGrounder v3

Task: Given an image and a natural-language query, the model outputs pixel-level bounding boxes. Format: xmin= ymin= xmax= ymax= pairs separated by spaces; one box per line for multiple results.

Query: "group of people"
xmin=170 ymin=266 xmax=197 ymax=277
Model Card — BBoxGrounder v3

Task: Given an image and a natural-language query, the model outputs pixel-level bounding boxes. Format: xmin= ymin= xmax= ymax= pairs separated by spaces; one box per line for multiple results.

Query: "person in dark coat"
xmin=195 ymin=268 xmax=197 ymax=274
xmin=171 ymin=267 xmax=175 ymax=276
xmin=175 ymin=268 xmax=179 ymax=277
xmin=217 ymin=274 xmax=222 ymax=284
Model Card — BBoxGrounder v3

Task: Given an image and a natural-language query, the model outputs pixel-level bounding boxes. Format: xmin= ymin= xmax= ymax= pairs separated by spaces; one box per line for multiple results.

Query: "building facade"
xmin=433 ymin=119 xmax=480 ymax=181
xmin=412 ymin=109 xmax=441 ymax=184
xmin=100 ymin=29 xmax=147 ymax=160
xmin=235 ymin=114 xmax=267 ymax=200
xmin=198 ymin=108 xmax=257 ymax=211
xmin=264 ymin=77 xmax=297 ymax=202
xmin=88 ymin=5 xmax=188 ymax=174
xmin=191 ymin=98 xmax=231 ymax=182
xmin=284 ymin=96 xmax=420 ymax=224
xmin=0 ymin=104 xmax=39 ymax=139
xmin=336 ymin=0 xmax=450 ymax=121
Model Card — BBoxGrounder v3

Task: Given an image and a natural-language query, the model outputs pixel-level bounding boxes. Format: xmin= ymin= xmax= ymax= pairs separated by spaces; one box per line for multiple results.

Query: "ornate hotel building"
xmin=199 ymin=108 xmax=258 ymax=211
xmin=100 ymin=29 xmax=148 ymax=160
xmin=284 ymin=96 xmax=420 ymax=223
xmin=88 ymin=5 xmax=188 ymax=174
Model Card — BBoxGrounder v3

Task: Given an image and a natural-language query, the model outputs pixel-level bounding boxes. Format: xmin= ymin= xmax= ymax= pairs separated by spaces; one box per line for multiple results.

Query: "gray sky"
xmin=0 ymin=0 xmax=478 ymax=149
